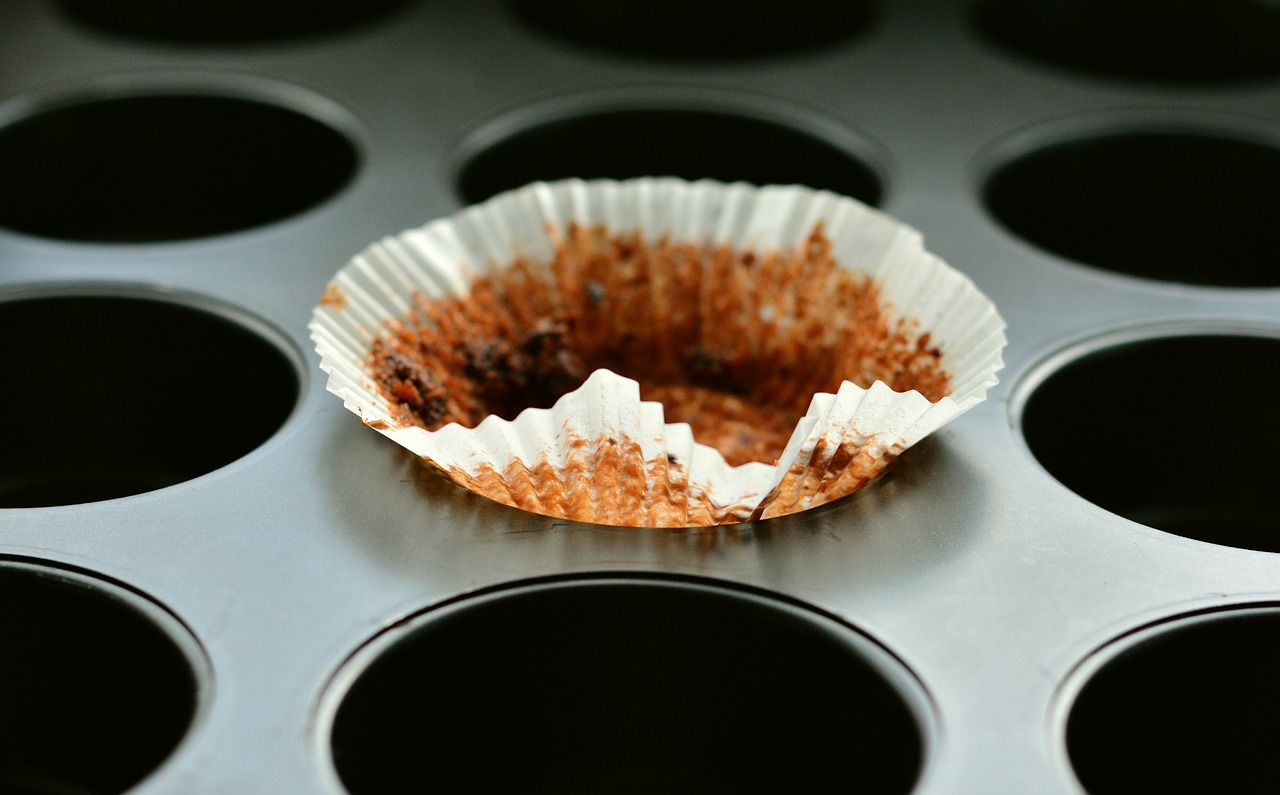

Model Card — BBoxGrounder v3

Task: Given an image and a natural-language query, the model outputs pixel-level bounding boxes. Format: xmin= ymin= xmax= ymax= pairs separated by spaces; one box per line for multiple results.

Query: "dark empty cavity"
xmin=972 ymin=0 xmax=1280 ymax=84
xmin=458 ymin=108 xmax=881 ymax=206
xmin=60 ymin=0 xmax=412 ymax=45
xmin=0 ymin=562 xmax=199 ymax=794
xmin=0 ymin=293 xmax=299 ymax=508
xmin=330 ymin=579 xmax=925 ymax=794
xmin=1068 ymin=608 xmax=1280 ymax=793
xmin=984 ymin=131 xmax=1280 ymax=287
xmin=505 ymin=0 xmax=876 ymax=62
xmin=0 ymin=94 xmax=358 ymax=243
xmin=1021 ymin=333 xmax=1280 ymax=551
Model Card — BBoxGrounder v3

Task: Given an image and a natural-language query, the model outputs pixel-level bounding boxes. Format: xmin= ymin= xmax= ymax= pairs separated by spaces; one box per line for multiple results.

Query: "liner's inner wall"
xmin=370 ymin=222 xmax=949 ymax=467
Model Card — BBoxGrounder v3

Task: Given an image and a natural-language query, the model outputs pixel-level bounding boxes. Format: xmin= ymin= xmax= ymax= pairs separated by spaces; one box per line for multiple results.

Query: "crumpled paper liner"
xmin=309 ymin=177 xmax=1006 ymax=526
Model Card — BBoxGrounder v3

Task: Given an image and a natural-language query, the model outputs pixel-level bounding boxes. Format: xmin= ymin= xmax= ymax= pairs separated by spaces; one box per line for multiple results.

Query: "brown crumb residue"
xmin=752 ymin=434 xmax=902 ymax=520
xmin=320 ymin=283 xmax=348 ymax=309
xmin=443 ymin=431 xmax=753 ymax=527
xmin=368 ymin=223 xmax=950 ymax=471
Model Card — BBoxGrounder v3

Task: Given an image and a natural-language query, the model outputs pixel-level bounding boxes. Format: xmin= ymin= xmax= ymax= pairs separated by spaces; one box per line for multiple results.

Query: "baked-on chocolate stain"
xmin=369 ymin=223 xmax=950 ymax=469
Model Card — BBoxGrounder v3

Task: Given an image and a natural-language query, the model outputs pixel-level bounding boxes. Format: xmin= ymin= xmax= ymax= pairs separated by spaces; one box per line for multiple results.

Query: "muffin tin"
xmin=1 ymin=1 xmax=1277 ymax=792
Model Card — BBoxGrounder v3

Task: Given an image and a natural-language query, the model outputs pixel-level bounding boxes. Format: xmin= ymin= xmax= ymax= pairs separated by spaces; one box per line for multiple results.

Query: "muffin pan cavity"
xmin=59 ymin=0 xmax=414 ymax=45
xmin=325 ymin=577 xmax=929 ymax=795
xmin=457 ymin=104 xmax=883 ymax=206
xmin=0 ymin=560 xmax=203 ymax=795
xmin=0 ymin=290 xmax=300 ymax=508
xmin=0 ymin=93 xmax=358 ymax=243
xmin=972 ymin=0 xmax=1280 ymax=85
xmin=983 ymin=127 xmax=1280 ymax=287
xmin=1064 ymin=606 xmax=1280 ymax=793
xmin=504 ymin=0 xmax=877 ymax=62
xmin=1018 ymin=329 xmax=1280 ymax=552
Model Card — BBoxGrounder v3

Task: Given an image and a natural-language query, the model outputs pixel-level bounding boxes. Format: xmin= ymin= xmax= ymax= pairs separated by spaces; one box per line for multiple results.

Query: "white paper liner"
xmin=310 ymin=177 xmax=1006 ymax=526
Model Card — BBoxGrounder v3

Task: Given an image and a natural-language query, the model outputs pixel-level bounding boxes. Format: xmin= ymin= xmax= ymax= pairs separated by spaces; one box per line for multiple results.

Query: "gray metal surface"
xmin=1 ymin=1 xmax=1277 ymax=793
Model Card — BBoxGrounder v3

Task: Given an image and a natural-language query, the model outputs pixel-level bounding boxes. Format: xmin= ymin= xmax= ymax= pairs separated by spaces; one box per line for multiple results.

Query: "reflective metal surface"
xmin=1 ymin=1 xmax=1277 ymax=792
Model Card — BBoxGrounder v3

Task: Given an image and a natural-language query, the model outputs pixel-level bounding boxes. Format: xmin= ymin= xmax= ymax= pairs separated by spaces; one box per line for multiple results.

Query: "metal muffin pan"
xmin=1 ymin=1 xmax=1277 ymax=792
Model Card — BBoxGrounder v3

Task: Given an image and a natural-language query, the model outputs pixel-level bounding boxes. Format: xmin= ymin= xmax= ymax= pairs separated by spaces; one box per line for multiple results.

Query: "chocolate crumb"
xmin=460 ymin=319 xmax=586 ymax=420
xmin=374 ymin=349 xmax=449 ymax=426
xmin=686 ymin=346 xmax=731 ymax=385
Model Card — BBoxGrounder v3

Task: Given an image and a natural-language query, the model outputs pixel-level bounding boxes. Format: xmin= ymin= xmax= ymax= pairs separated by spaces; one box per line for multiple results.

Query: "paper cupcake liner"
xmin=310 ymin=177 xmax=1006 ymax=527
